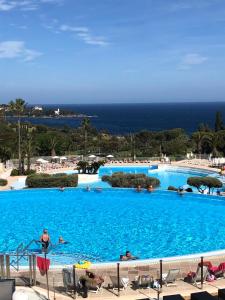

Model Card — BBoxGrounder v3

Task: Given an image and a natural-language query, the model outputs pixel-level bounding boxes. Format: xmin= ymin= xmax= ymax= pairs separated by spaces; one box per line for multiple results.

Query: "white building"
xmin=33 ymin=106 xmax=43 ymax=111
xmin=54 ymin=108 xmax=60 ymax=115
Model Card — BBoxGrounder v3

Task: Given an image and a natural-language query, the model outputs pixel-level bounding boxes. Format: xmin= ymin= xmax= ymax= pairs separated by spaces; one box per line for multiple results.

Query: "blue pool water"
xmin=1 ymin=188 xmax=225 ymax=265
xmin=98 ymin=166 xmax=212 ymax=189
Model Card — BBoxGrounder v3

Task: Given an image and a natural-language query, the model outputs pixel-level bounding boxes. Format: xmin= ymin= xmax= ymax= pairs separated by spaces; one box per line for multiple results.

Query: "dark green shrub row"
xmin=168 ymin=185 xmax=178 ymax=191
xmin=26 ymin=173 xmax=78 ymax=188
xmin=102 ymin=172 xmax=160 ymax=188
xmin=0 ymin=179 xmax=7 ymax=186
xmin=187 ymin=176 xmax=222 ymax=194
xmin=11 ymin=169 xmax=36 ymax=176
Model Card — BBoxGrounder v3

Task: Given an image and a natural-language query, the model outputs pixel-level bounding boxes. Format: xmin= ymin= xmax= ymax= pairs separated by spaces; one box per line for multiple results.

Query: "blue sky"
xmin=0 ymin=0 xmax=225 ymax=104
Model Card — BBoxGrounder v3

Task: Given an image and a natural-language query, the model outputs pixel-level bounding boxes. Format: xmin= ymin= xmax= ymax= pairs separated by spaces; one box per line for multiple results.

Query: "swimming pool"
xmin=1 ymin=188 xmax=225 ymax=265
xmin=97 ymin=165 xmax=214 ymax=189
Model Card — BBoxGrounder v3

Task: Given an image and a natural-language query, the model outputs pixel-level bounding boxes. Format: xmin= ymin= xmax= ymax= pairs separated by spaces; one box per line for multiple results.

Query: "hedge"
xmin=11 ymin=169 xmax=36 ymax=176
xmin=102 ymin=172 xmax=160 ymax=188
xmin=0 ymin=179 xmax=7 ymax=186
xmin=26 ymin=173 xmax=78 ymax=188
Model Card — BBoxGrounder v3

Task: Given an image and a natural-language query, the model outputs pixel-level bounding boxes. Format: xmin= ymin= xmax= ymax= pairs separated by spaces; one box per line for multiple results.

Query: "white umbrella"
xmin=88 ymin=155 xmax=96 ymax=158
xmin=106 ymin=155 xmax=114 ymax=158
xmin=36 ymin=158 xmax=48 ymax=164
xmin=60 ymin=156 xmax=67 ymax=160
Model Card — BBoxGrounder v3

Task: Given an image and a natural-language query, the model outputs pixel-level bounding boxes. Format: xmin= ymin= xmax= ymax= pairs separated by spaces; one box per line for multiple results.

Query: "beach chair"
xmin=191 ymin=291 xmax=214 ymax=300
xmin=62 ymin=268 xmax=79 ymax=293
xmin=109 ymin=275 xmax=129 ymax=291
xmin=133 ymin=274 xmax=152 ymax=289
xmin=0 ymin=279 xmax=15 ymax=300
xmin=163 ymin=295 xmax=185 ymax=300
xmin=192 ymin=266 xmax=208 ymax=286
xmin=162 ymin=268 xmax=180 ymax=286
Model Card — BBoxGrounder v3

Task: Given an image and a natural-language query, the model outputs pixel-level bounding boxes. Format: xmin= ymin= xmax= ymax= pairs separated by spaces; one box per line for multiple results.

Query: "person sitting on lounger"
xmin=79 ymin=270 xmax=104 ymax=298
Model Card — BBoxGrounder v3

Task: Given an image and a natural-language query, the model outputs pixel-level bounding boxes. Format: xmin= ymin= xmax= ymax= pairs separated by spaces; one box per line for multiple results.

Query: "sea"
xmin=9 ymin=102 xmax=225 ymax=135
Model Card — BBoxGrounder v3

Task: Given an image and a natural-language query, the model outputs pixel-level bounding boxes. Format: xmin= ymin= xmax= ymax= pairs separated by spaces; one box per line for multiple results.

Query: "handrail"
xmin=10 ymin=239 xmax=38 ymax=271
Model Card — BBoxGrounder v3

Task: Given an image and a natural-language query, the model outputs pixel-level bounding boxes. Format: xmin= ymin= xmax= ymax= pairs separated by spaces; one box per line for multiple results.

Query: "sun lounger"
xmin=162 ymin=268 xmax=180 ymax=286
xmin=163 ymin=295 xmax=185 ymax=300
xmin=218 ymin=288 xmax=225 ymax=300
xmin=109 ymin=275 xmax=129 ymax=290
xmin=191 ymin=291 xmax=214 ymax=300
xmin=0 ymin=279 xmax=15 ymax=300
xmin=133 ymin=274 xmax=152 ymax=289
xmin=62 ymin=268 xmax=79 ymax=293
xmin=191 ymin=265 xmax=208 ymax=286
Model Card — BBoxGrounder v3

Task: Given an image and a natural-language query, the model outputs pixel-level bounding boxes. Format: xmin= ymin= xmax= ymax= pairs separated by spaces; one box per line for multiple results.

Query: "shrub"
xmin=10 ymin=169 xmax=19 ymax=176
xmin=26 ymin=173 xmax=78 ymax=188
xmin=185 ymin=187 xmax=193 ymax=193
xmin=10 ymin=169 xmax=36 ymax=176
xmin=168 ymin=186 xmax=178 ymax=191
xmin=187 ymin=176 xmax=222 ymax=194
xmin=24 ymin=169 xmax=36 ymax=175
xmin=102 ymin=172 xmax=160 ymax=188
xmin=0 ymin=179 xmax=7 ymax=186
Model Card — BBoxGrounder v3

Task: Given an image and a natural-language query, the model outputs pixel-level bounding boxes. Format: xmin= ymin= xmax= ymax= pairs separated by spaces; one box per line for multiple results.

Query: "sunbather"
xmin=79 ymin=270 xmax=104 ymax=298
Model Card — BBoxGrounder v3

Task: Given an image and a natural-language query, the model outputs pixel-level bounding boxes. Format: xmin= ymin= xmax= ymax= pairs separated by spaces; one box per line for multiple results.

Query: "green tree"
xmin=81 ymin=118 xmax=90 ymax=156
xmin=8 ymin=99 xmax=26 ymax=174
xmin=215 ymin=112 xmax=224 ymax=132
xmin=187 ymin=176 xmax=222 ymax=194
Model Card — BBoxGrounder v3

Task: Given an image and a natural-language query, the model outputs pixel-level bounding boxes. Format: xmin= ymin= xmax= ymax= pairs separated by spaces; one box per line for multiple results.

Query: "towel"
xmin=37 ymin=256 xmax=50 ymax=276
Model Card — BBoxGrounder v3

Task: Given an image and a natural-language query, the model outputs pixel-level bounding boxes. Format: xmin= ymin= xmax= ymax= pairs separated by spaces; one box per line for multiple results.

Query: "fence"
xmin=0 ymin=254 xmax=36 ymax=287
xmin=0 ymin=251 xmax=220 ymax=299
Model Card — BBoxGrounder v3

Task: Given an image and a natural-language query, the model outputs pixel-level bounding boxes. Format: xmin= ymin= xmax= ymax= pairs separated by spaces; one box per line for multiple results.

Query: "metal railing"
xmin=0 ymin=254 xmax=36 ymax=287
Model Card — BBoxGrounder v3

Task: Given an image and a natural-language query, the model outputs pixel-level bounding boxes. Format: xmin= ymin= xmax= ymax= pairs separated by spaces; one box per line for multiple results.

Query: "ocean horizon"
xmin=10 ymin=102 xmax=225 ymax=134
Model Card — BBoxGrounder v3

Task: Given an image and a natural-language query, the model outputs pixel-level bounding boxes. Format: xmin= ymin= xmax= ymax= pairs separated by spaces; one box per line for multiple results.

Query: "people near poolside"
xmin=86 ymin=185 xmax=91 ymax=191
xmin=58 ymin=236 xmax=66 ymax=244
xmin=136 ymin=185 xmax=142 ymax=192
xmin=120 ymin=250 xmax=138 ymax=261
xmin=79 ymin=270 xmax=104 ymax=298
xmin=147 ymin=185 xmax=154 ymax=192
xmin=177 ymin=187 xmax=184 ymax=196
xmin=217 ymin=189 xmax=221 ymax=196
xmin=40 ymin=229 xmax=51 ymax=252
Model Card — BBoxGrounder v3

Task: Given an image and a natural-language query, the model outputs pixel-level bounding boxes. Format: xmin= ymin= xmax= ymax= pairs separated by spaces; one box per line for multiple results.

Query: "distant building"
xmin=54 ymin=108 xmax=60 ymax=115
xmin=33 ymin=106 xmax=43 ymax=111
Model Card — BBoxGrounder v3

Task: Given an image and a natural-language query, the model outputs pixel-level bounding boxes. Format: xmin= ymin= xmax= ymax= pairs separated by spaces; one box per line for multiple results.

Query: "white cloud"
xmin=0 ymin=41 xmax=42 ymax=61
xmin=60 ymin=24 xmax=89 ymax=33
xmin=0 ymin=0 xmax=64 ymax=12
xmin=179 ymin=53 xmax=208 ymax=70
xmin=60 ymin=24 xmax=109 ymax=46
xmin=0 ymin=0 xmax=16 ymax=11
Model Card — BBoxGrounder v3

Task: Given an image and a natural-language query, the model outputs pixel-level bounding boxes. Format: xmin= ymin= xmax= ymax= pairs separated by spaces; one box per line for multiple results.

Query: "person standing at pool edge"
xmin=40 ymin=229 xmax=51 ymax=252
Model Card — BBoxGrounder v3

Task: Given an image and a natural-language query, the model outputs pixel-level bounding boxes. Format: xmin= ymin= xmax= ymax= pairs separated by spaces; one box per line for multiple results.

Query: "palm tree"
xmin=49 ymin=135 xmax=58 ymax=157
xmin=9 ymin=99 xmax=26 ymax=174
xmin=81 ymin=118 xmax=90 ymax=156
xmin=192 ymin=131 xmax=209 ymax=156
